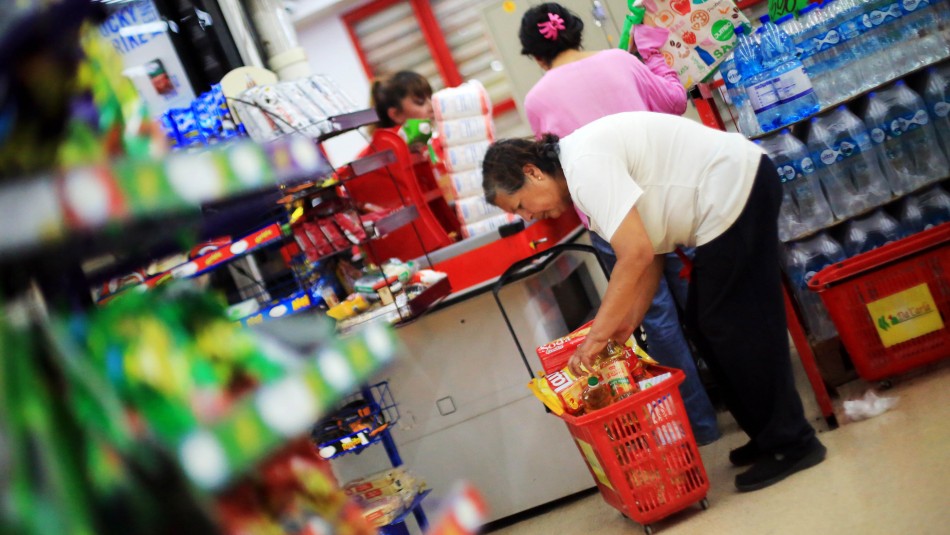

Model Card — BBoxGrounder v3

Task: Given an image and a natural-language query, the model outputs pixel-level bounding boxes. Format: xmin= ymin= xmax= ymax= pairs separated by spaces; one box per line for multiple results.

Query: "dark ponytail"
xmin=482 ymin=134 xmax=562 ymax=205
xmin=519 ymin=3 xmax=584 ymax=65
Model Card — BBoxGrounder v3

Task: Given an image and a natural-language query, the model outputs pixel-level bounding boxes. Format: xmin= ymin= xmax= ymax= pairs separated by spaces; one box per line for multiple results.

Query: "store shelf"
xmin=176 ymin=319 xmax=400 ymax=491
xmin=312 ymin=381 xmax=399 ymax=460
xmin=319 ymin=109 xmax=380 ymax=141
xmin=750 ymin=54 xmax=950 ymax=140
xmin=170 ymin=223 xmax=288 ymax=279
xmin=238 ymin=289 xmax=320 ymax=326
xmin=0 ymin=136 xmax=330 ymax=263
xmin=374 ymin=205 xmax=419 ymax=237
xmin=781 ymin=176 xmax=950 ymax=244
xmin=379 ymin=489 xmax=433 ymax=533
xmin=336 ymin=275 xmax=451 ymax=333
xmin=343 ymin=149 xmax=398 ymax=179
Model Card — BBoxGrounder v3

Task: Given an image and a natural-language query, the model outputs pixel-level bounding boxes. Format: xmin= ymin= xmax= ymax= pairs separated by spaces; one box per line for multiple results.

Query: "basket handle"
xmin=491 ymin=243 xmax=610 ymax=380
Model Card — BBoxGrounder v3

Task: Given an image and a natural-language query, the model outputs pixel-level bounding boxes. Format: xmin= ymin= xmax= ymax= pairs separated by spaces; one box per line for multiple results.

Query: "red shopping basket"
xmin=807 ymin=223 xmax=950 ymax=381
xmin=560 ymin=366 xmax=709 ymax=532
xmin=492 ymin=245 xmax=709 ymax=534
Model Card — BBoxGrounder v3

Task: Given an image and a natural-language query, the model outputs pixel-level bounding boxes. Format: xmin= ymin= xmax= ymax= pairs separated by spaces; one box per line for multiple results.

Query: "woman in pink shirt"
xmin=518 ymin=3 xmax=721 ymax=446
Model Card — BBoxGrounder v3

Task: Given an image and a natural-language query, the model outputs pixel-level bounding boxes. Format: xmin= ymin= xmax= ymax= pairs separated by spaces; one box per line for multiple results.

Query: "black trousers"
xmin=685 ymin=155 xmax=816 ymax=455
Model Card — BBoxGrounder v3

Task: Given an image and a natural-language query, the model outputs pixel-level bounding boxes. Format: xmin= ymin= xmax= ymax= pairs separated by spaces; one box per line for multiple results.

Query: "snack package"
xmin=443 ymin=140 xmax=490 ymax=173
xmin=437 ymin=115 xmax=495 ymax=146
xmin=303 ymin=222 xmax=335 ymax=257
xmin=344 ymin=467 xmax=415 ymax=496
xmin=536 ymin=320 xmax=594 ymax=373
xmin=455 ymin=195 xmax=505 ymax=224
xmin=360 ymin=495 xmax=404 ymax=527
xmin=543 ymin=367 xmax=585 ymax=415
xmin=168 ymin=107 xmax=205 ymax=147
xmin=449 ymin=168 xmax=484 ymax=198
xmin=432 ymin=80 xmax=492 ymax=122
xmin=333 ymin=212 xmax=367 ymax=243
xmin=318 ymin=218 xmax=350 ymax=249
xmin=461 ymin=213 xmax=521 ymax=239
xmin=632 ymin=0 xmax=748 ymax=88
xmin=527 ymin=374 xmax=565 ymax=416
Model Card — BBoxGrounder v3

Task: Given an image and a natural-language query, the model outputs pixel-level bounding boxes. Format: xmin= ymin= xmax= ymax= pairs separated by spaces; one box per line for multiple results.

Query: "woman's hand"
xmin=568 ymin=335 xmax=607 ymax=377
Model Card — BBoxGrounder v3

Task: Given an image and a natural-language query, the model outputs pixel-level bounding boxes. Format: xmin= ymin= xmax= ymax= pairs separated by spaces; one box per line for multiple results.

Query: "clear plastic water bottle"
xmin=922 ymin=65 xmax=950 ymax=161
xmin=899 ymin=194 xmax=927 ymax=234
xmin=758 ymin=130 xmax=834 ymax=240
xmin=734 ymin=25 xmax=783 ymax=132
xmin=898 ymin=0 xmax=948 ymax=66
xmin=893 ymin=80 xmax=949 ymax=183
xmin=917 ymin=185 xmax=950 ymax=228
xmin=807 ymin=106 xmax=893 ymax=218
xmin=841 ymin=209 xmax=906 ymax=257
xmin=806 ymin=1 xmax=855 ymax=103
xmin=819 ymin=0 xmax=861 ymax=98
xmin=717 ymin=53 xmax=761 ymax=136
xmin=783 ymin=233 xmax=846 ymax=341
xmin=760 ymin=14 xmax=821 ymax=126
xmin=835 ymin=0 xmax=879 ymax=94
xmin=864 ymin=91 xmax=927 ymax=195
xmin=796 ymin=4 xmax=834 ymax=104
xmin=857 ymin=0 xmax=907 ymax=82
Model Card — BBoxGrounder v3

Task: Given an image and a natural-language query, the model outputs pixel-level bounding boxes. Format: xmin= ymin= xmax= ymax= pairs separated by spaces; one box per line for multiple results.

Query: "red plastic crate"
xmin=808 ymin=223 xmax=950 ymax=381
xmin=559 ymin=367 xmax=709 ymax=528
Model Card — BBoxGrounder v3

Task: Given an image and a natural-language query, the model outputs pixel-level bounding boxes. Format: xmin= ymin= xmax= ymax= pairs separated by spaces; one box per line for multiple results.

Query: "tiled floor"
xmin=486 ymin=360 xmax=950 ymax=535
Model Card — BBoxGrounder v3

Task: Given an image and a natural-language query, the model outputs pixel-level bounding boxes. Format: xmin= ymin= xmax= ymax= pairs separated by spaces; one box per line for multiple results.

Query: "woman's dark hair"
xmin=482 ymin=133 xmax=562 ymax=205
xmin=519 ymin=3 xmax=584 ymax=65
xmin=371 ymin=71 xmax=433 ymax=128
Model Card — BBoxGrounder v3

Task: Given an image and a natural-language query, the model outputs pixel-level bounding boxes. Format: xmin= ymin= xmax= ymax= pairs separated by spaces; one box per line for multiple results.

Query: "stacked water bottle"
xmin=764 ymin=63 xmax=950 ymax=341
xmin=719 ymin=0 xmax=950 ymax=136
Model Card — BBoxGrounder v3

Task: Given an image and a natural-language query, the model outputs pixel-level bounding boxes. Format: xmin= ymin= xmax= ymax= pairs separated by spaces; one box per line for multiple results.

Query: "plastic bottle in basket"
xmin=917 ymin=185 xmax=950 ymax=229
xmin=734 ymin=25 xmax=782 ymax=132
xmin=759 ymin=14 xmax=821 ymax=125
xmin=582 ymin=376 xmax=613 ymax=412
xmin=841 ymin=209 xmax=906 ymax=257
xmin=783 ymin=233 xmax=845 ymax=341
xmin=594 ymin=341 xmax=637 ymax=401
xmin=922 ymin=65 xmax=950 ymax=161
xmin=807 ymin=106 xmax=892 ymax=219
xmin=758 ymin=129 xmax=834 ymax=241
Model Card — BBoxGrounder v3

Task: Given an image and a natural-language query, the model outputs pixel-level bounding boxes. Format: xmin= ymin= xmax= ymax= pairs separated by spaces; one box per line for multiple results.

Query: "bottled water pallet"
xmin=750 ymin=55 xmax=950 ymax=140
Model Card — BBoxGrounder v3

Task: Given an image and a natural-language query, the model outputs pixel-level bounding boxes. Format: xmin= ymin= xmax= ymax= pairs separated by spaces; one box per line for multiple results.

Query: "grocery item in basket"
xmin=536 ymin=320 xmax=594 ymax=367
xmin=594 ymin=341 xmax=638 ymax=400
xmin=582 ymin=376 xmax=613 ymax=412
xmin=544 ymin=367 xmax=585 ymax=415
xmin=432 ymin=80 xmax=492 ymax=121
xmin=527 ymin=374 xmax=566 ymax=415
xmin=637 ymin=371 xmax=671 ymax=391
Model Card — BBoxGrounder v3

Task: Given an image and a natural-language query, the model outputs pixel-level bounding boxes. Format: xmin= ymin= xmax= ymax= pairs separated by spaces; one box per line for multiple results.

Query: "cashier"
xmin=481 ymin=111 xmax=826 ymax=493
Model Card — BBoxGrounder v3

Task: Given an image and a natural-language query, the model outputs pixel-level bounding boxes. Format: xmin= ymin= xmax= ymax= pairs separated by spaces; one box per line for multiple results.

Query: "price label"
xmin=769 ymin=0 xmax=810 ymax=22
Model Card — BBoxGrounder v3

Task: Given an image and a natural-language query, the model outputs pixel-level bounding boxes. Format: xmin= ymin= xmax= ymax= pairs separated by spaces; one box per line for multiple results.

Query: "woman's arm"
xmin=631 ymin=26 xmax=688 ymax=115
xmin=568 ymin=205 xmax=662 ymax=375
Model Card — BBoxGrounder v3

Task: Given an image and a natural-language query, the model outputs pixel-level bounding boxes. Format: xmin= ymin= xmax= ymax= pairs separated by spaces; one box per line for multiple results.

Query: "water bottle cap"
xmin=759 ymin=14 xmax=770 ymax=23
xmin=799 ymin=4 xmax=817 ymax=14
xmin=776 ymin=14 xmax=794 ymax=24
xmin=837 ymin=105 xmax=848 ymax=111
xmin=896 ymin=79 xmax=906 ymax=86
xmin=869 ymin=91 xmax=876 ymax=97
xmin=735 ymin=24 xmax=746 ymax=35
xmin=781 ymin=128 xmax=791 ymax=135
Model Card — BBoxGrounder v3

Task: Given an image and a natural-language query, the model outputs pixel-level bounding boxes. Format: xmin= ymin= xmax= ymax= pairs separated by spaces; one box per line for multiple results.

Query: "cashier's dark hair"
xmin=519 ymin=3 xmax=584 ymax=65
xmin=482 ymin=134 xmax=562 ymax=205
xmin=371 ymin=71 xmax=433 ymax=129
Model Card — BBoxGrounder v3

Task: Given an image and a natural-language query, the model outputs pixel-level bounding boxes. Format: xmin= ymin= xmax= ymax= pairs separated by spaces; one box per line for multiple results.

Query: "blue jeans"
xmin=590 ymin=232 xmax=721 ymax=445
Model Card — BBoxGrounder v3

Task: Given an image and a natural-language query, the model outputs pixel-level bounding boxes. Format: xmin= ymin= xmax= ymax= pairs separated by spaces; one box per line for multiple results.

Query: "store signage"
xmin=98 ymin=0 xmax=196 ymax=113
xmin=866 ymin=283 xmax=944 ymax=347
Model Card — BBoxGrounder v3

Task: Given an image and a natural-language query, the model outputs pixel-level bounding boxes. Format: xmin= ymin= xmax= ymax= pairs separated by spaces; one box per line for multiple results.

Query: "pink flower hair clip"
xmin=538 ymin=13 xmax=566 ymax=40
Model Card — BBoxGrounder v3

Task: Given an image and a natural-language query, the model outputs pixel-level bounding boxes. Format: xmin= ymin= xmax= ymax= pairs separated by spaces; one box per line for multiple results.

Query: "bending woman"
xmin=482 ymin=111 xmax=825 ymax=493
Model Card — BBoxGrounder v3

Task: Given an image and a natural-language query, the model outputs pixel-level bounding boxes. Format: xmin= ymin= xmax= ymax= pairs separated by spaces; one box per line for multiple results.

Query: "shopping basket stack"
xmin=808 ymin=223 xmax=950 ymax=382
xmin=492 ymin=245 xmax=708 ymax=535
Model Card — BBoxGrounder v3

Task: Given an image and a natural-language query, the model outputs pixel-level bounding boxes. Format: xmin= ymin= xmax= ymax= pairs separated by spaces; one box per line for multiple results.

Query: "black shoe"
xmin=735 ymin=440 xmax=827 ymax=492
xmin=728 ymin=441 xmax=761 ymax=467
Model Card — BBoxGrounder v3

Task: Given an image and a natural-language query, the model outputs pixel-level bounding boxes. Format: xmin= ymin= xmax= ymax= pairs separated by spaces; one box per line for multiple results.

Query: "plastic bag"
xmin=843 ymin=390 xmax=899 ymax=422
